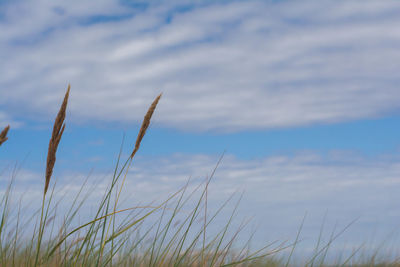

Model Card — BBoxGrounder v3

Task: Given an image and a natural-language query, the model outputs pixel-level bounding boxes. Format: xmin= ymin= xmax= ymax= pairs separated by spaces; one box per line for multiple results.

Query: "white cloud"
xmin=1 ymin=0 xmax=400 ymax=131
xmin=0 ymin=111 xmax=20 ymax=127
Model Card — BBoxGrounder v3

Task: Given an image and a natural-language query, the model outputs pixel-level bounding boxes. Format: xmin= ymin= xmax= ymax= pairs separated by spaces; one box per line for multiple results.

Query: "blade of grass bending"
xmin=188 ymin=204 xmax=251 ymax=266
xmin=151 ymin=177 xmax=192 ymax=267
xmin=170 ymin=182 xmax=236 ymax=266
xmin=103 ymin=221 xmax=153 ymax=266
xmin=50 ymin=205 xmax=154 ymax=261
xmin=104 ymin=204 xmax=162 ymax=244
xmin=35 ymin=180 xmax=57 ymax=266
xmin=185 ymin=194 xmax=238 ymax=266
xmin=158 ymin=177 xmax=230 ymax=266
xmin=306 ymin=217 xmax=359 ymax=265
xmin=340 ymin=244 xmax=364 ymax=267
xmin=109 ymin=134 xmax=126 ymax=266
xmin=97 ymin=134 xmax=125 ymax=265
xmin=310 ymin=210 xmax=328 ymax=267
xmin=109 ymin=221 xmax=149 ymax=266
xmin=202 ymin=174 xmax=209 ymax=267
xmin=172 ymin=153 xmax=224 ymax=266
xmin=220 ymin=241 xmax=291 ymax=267
xmin=285 ymin=212 xmax=307 ymax=267
xmin=148 ymin=200 xmax=169 ymax=266
xmin=232 ymin=224 xmax=257 ymax=263
xmin=48 ymin=187 xmax=182 ymax=258
xmin=319 ymin=221 xmax=338 ymax=266
xmin=218 ymin=210 xmax=251 ymax=265
xmin=172 ymin=187 xmax=206 ymax=266
xmin=74 ymin=150 xmax=132 ymax=261
xmin=209 ymin=192 xmax=243 ymax=266
xmin=0 ymin=173 xmax=14 ymax=264
xmin=110 ymin=94 xmax=162 ymax=232
xmin=11 ymin=197 xmax=22 ymax=266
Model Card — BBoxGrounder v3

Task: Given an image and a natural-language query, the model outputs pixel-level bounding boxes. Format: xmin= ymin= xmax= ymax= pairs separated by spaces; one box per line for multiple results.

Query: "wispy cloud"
xmin=1 ymin=0 xmax=400 ymax=131
xmin=0 ymin=111 xmax=20 ymax=127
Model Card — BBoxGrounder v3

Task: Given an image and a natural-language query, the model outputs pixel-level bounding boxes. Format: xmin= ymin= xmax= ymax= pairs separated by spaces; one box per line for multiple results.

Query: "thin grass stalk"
xmin=173 ymin=197 xmax=207 ymax=266
xmin=11 ymin=197 xmax=22 ymax=267
xmin=158 ymin=180 xmax=225 ymax=266
xmin=35 ymin=85 xmax=70 ymax=267
xmin=104 ymin=204 xmax=169 ymax=245
xmin=148 ymin=199 xmax=169 ymax=266
xmin=192 ymin=192 xmax=245 ymax=265
xmin=202 ymin=175 xmax=208 ymax=267
xmin=233 ymin=225 xmax=257 ymax=263
xmin=80 ymin=144 xmax=131 ymax=264
xmin=212 ymin=194 xmax=246 ymax=266
xmin=123 ymin=220 xmax=160 ymax=265
xmin=173 ymin=153 xmax=224 ymax=266
xmin=96 ymin=135 xmax=125 ymax=266
xmin=319 ymin=222 xmax=337 ymax=267
xmin=47 ymin=189 xmax=182 ymax=259
xmin=73 ymin=138 xmax=132 ymax=262
xmin=112 ymin=222 xmax=149 ymax=266
xmin=102 ymin=94 xmax=162 ymax=256
xmin=220 ymin=218 xmax=251 ymax=265
xmin=37 ymin=182 xmax=57 ymax=265
xmin=0 ymin=177 xmax=12 ymax=265
xmin=168 ymin=189 xmax=207 ymax=265
xmin=113 ymin=93 xmax=162 ymax=209
xmin=151 ymin=178 xmax=192 ymax=267
xmin=340 ymin=245 xmax=364 ymax=267
xmin=310 ymin=211 xmax=327 ymax=267
xmin=211 ymin=196 xmax=242 ymax=265
xmin=306 ymin=217 xmax=358 ymax=266
xmin=109 ymin=138 xmax=125 ymax=266
xmin=284 ymin=212 xmax=307 ymax=267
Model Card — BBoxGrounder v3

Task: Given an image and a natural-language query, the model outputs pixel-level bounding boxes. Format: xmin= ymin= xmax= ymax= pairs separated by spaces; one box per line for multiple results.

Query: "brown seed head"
xmin=45 ymin=84 xmax=70 ymax=195
xmin=130 ymin=93 xmax=162 ymax=159
xmin=0 ymin=125 xmax=10 ymax=146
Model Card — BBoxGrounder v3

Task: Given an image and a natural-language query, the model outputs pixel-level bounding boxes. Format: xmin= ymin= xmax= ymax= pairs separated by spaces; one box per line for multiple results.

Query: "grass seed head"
xmin=45 ymin=84 xmax=70 ymax=195
xmin=0 ymin=125 xmax=10 ymax=146
xmin=130 ymin=93 xmax=162 ymax=159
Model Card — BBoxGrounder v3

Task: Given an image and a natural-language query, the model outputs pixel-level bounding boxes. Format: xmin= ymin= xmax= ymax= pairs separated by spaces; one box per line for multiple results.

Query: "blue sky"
xmin=1 ymin=0 xmax=400 ymax=260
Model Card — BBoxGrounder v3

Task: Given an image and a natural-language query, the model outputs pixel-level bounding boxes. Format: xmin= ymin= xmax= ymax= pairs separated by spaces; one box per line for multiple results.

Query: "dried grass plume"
xmin=130 ymin=93 xmax=162 ymax=159
xmin=0 ymin=125 xmax=10 ymax=146
xmin=45 ymin=84 xmax=70 ymax=195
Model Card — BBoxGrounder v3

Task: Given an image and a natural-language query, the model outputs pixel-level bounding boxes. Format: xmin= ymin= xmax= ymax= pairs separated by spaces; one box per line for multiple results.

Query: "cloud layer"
xmin=1 ymin=0 xmax=400 ymax=131
xmin=2 ymin=151 xmax=400 ymax=254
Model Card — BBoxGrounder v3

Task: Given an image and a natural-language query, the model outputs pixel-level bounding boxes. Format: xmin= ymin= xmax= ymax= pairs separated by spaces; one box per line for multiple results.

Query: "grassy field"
xmin=0 ymin=86 xmax=399 ymax=266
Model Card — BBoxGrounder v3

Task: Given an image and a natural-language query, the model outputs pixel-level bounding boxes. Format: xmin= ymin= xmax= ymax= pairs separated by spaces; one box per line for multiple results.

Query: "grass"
xmin=0 ymin=125 xmax=10 ymax=146
xmin=0 ymin=85 xmax=399 ymax=266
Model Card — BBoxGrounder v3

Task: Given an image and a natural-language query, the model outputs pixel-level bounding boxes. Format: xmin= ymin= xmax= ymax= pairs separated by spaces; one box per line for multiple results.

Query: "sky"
xmin=1 ymin=0 xmax=400 ymax=261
